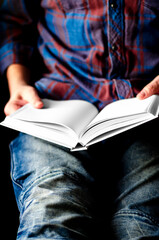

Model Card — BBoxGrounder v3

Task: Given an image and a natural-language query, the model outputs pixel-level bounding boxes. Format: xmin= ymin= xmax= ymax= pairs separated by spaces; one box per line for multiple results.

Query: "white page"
xmin=9 ymin=99 xmax=98 ymax=135
xmin=1 ymin=117 xmax=78 ymax=148
xmin=81 ymin=113 xmax=154 ymax=145
xmin=85 ymin=114 xmax=156 ymax=147
xmin=87 ymin=95 xmax=158 ymax=130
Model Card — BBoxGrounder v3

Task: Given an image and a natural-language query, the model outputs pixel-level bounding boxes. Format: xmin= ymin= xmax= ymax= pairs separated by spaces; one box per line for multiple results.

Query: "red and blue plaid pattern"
xmin=0 ymin=0 xmax=159 ymax=109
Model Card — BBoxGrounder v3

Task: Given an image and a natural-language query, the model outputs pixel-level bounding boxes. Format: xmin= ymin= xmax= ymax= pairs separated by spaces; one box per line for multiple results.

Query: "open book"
xmin=1 ymin=95 xmax=159 ymax=151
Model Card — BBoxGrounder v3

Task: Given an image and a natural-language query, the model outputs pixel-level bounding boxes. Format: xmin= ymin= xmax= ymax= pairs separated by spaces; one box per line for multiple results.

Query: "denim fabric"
xmin=112 ymin=120 xmax=159 ymax=239
xmin=10 ymin=119 xmax=159 ymax=239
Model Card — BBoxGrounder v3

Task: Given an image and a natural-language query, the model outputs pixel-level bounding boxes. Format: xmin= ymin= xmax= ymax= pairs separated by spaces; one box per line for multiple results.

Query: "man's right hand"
xmin=4 ymin=64 xmax=43 ymax=116
xmin=4 ymin=85 xmax=43 ymax=116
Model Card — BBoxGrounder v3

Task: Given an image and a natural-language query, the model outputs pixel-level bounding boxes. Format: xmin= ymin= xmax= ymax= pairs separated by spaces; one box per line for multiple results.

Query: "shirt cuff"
xmin=0 ymin=42 xmax=34 ymax=76
xmin=113 ymin=79 xmax=134 ymax=99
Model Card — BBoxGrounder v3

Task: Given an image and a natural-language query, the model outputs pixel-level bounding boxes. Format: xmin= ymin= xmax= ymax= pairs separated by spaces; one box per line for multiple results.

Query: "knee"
xmin=112 ymin=209 xmax=159 ymax=239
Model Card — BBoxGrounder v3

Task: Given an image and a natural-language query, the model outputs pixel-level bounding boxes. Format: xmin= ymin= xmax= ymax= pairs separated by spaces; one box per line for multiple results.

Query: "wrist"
xmin=7 ymin=64 xmax=30 ymax=96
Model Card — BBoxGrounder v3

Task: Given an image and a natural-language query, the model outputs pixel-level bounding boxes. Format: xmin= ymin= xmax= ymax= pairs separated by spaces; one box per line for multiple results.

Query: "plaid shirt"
xmin=0 ymin=0 xmax=159 ymax=109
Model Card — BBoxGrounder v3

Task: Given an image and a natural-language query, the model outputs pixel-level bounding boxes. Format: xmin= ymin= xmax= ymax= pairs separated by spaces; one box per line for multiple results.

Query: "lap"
xmin=10 ymin=133 xmax=104 ymax=239
xmin=10 ymin=118 xmax=159 ymax=239
xmin=10 ymin=133 xmax=97 ymax=209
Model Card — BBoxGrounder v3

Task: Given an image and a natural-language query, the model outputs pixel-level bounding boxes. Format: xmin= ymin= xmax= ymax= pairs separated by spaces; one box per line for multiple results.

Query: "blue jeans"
xmin=10 ymin=119 xmax=159 ymax=239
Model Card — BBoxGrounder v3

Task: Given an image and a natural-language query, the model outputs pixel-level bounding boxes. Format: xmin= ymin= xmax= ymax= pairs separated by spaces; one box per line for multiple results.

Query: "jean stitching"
xmin=113 ymin=209 xmax=159 ymax=227
xmin=10 ymin=140 xmax=23 ymax=190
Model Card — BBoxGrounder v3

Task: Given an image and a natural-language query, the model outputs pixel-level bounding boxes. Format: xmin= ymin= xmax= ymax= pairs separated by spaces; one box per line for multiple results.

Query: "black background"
xmin=0 ymin=78 xmax=19 ymax=239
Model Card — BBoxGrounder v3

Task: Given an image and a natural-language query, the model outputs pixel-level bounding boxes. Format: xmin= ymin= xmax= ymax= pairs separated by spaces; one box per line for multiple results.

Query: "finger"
xmin=137 ymin=76 xmax=159 ymax=100
xmin=4 ymin=99 xmax=27 ymax=116
xmin=23 ymin=87 xmax=43 ymax=109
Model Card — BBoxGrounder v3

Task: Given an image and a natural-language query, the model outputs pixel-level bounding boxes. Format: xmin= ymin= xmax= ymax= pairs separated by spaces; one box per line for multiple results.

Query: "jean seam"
xmin=10 ymin=140 xmax=23 ymax=190
xmin=113 ymin=209 xmax=159 ymax=227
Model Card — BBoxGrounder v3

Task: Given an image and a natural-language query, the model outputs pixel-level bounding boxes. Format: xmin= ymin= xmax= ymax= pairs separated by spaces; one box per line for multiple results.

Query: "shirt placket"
xmin=107 ymin=0 xmax=134 ymax=99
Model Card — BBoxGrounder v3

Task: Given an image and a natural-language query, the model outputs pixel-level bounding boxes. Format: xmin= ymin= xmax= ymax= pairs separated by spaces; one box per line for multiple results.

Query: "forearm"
xmin=6 ymin=64 xmax=30 ymax=97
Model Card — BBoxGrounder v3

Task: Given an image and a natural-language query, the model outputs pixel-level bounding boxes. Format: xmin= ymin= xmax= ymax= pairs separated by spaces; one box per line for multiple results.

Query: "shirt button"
xmin=112 ymin=45 xmax=117 ymax=51
xmin=110 ymin=2 xmax=116 ymax=9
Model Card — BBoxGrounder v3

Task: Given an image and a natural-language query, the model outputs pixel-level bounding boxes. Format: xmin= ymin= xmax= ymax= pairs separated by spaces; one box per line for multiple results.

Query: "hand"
xmin=4 ymin=85 xmax=43 ymax=116
xmin=137 ymin=75 xmax=159 ymax=100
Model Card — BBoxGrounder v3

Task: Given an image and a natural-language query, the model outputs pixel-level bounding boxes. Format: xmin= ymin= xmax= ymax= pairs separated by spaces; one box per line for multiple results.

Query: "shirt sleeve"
xmin=0 ymin=0 xmax=37 ymax=76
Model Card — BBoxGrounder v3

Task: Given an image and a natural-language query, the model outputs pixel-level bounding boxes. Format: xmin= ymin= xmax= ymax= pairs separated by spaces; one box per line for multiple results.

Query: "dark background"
xmin=0 ymin=78 xmax=19 ymax=239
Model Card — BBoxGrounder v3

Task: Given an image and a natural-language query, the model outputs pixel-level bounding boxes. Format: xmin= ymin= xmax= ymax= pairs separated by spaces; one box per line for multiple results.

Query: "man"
xmin=1 ymin=0 xmax=159 ymax=239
